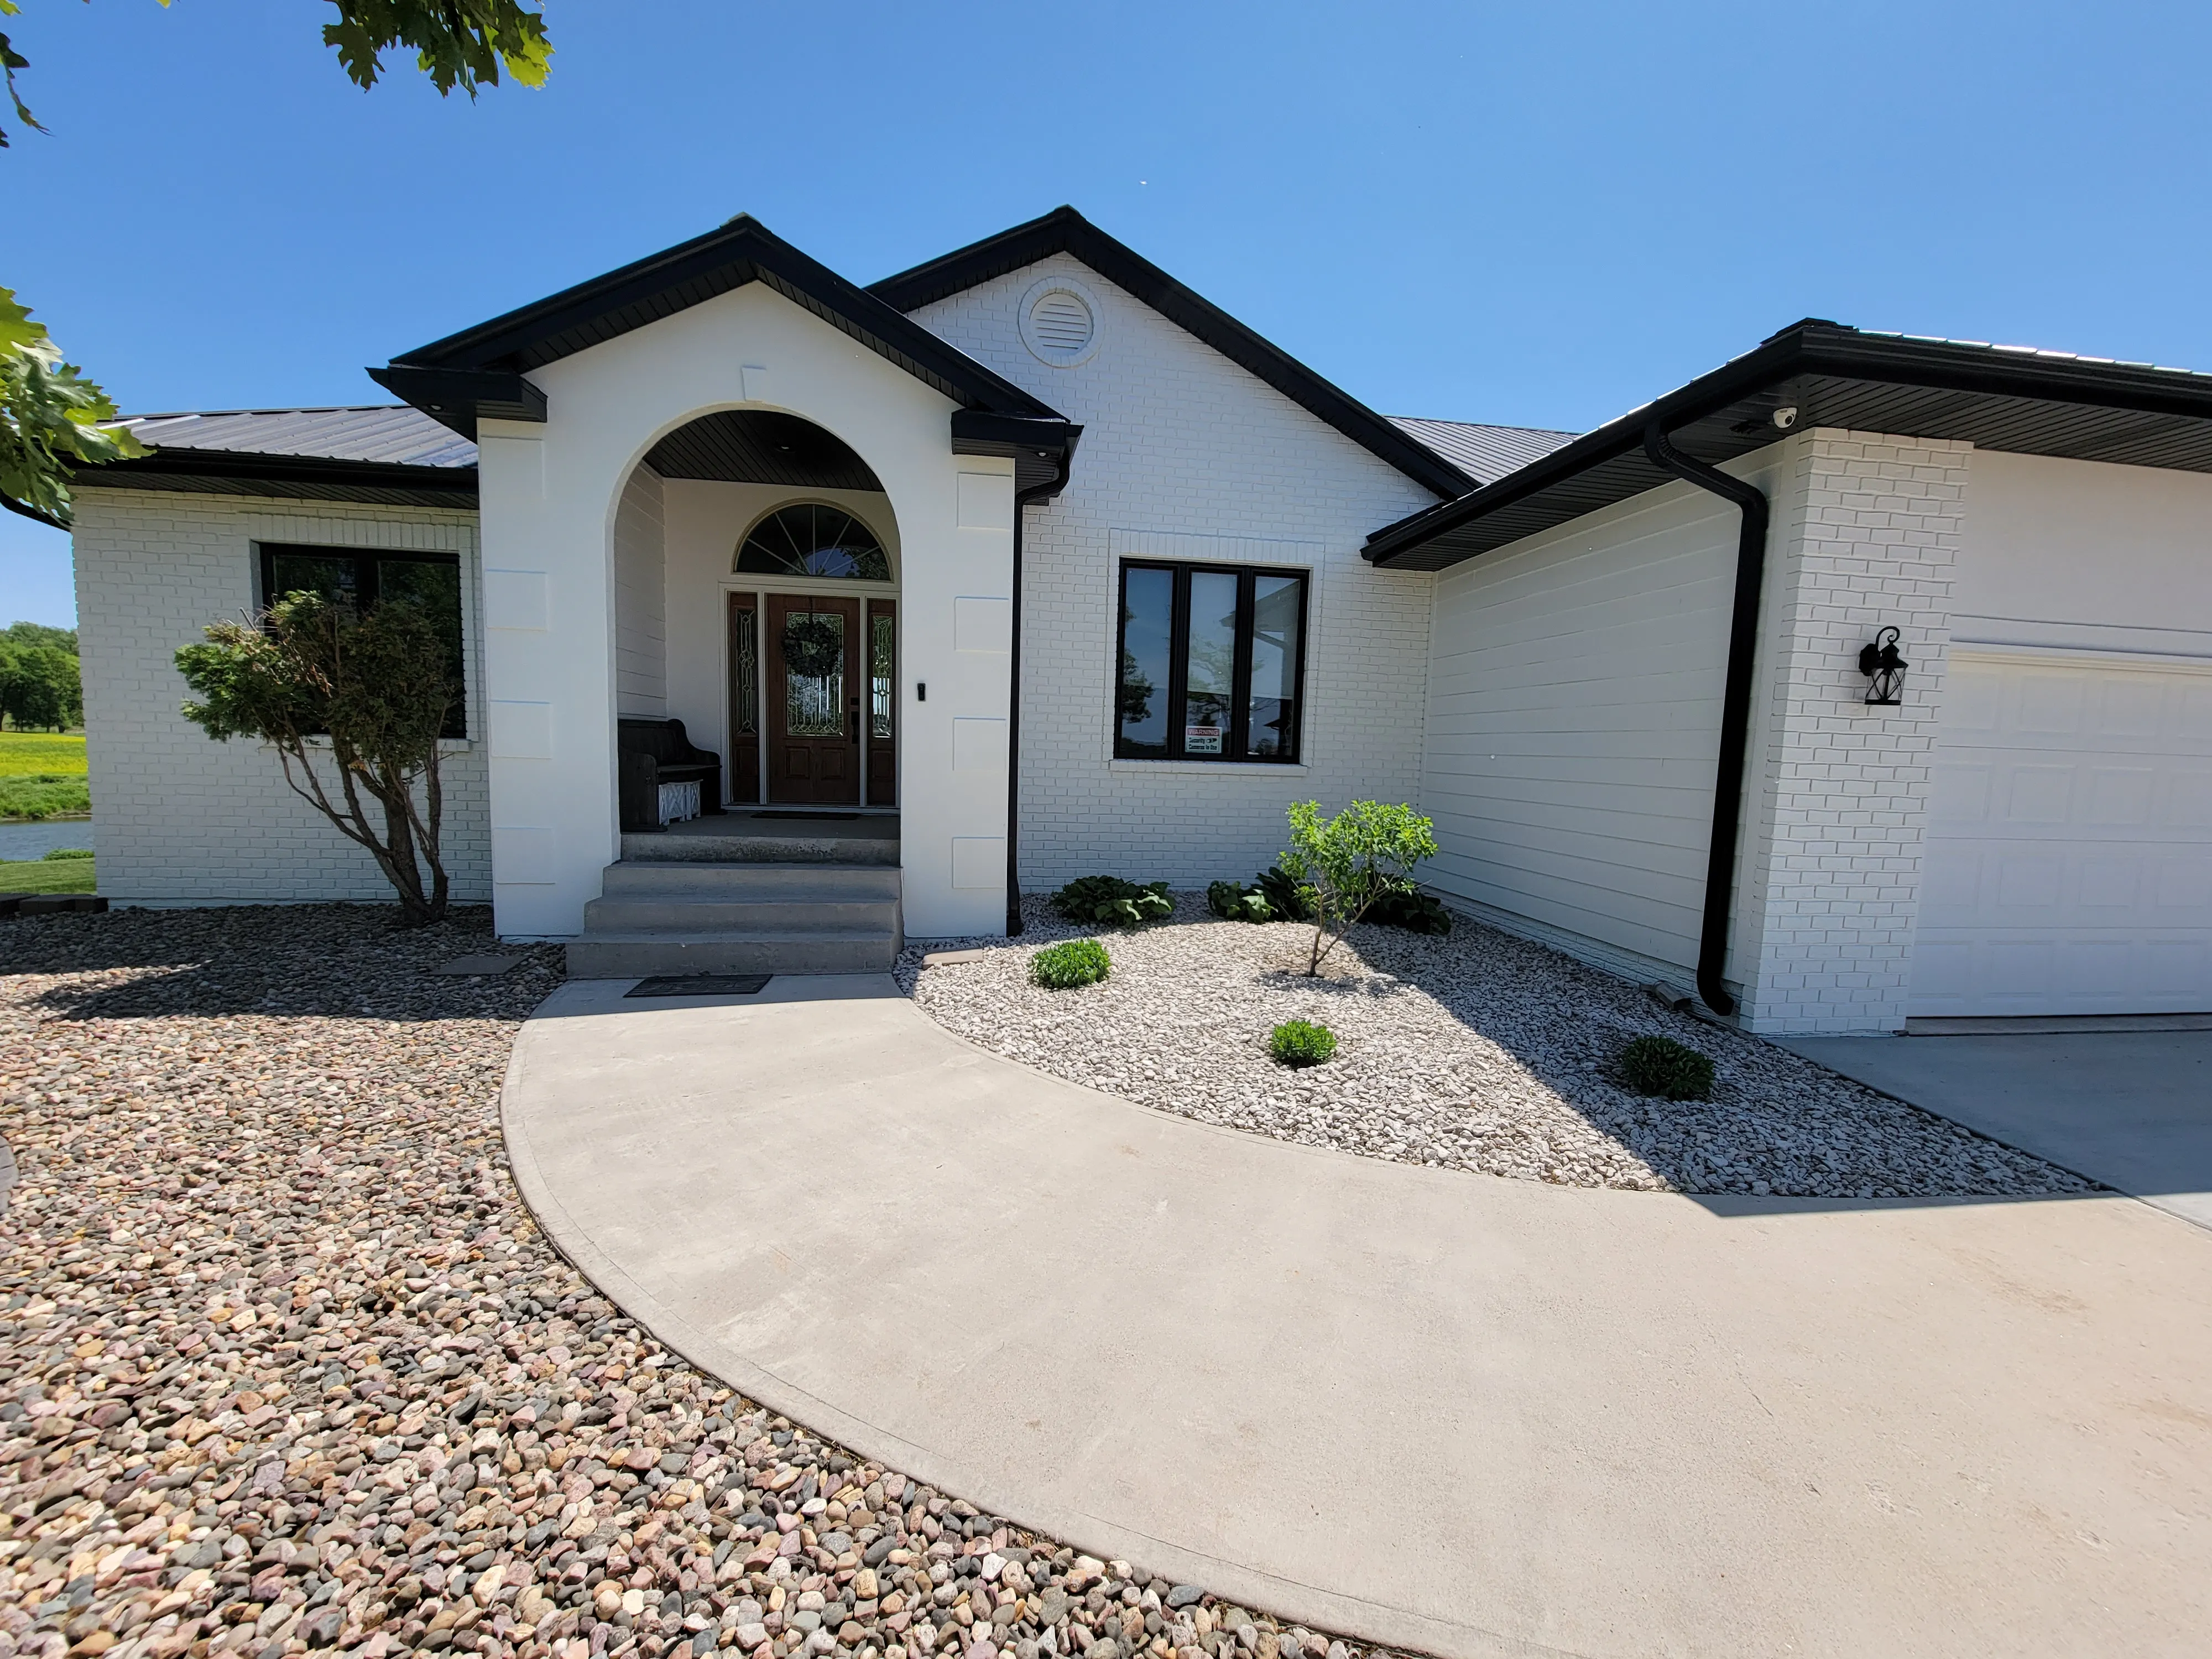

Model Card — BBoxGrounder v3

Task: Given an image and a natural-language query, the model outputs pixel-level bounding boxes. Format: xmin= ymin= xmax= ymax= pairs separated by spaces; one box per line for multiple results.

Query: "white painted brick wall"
xmin=71 ymin=489 xmax=491 ymax=905
xmin=911 ymin=257 xmax=1443 ymax=888
xmin=1731 ymin=430 xmax=1969 ymax=1034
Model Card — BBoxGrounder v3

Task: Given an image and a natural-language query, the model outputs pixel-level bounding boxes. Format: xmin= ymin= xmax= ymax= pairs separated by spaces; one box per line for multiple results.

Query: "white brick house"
xmin=69 ymin=210 xmax=2212 ymax=1031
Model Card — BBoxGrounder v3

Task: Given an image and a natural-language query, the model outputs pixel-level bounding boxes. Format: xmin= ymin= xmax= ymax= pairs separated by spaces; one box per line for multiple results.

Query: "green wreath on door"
xmin=782 ymin=613 xmax=846 ymax=679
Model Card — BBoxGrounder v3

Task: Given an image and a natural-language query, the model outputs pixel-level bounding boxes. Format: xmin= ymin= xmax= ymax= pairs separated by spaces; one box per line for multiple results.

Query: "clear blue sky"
xmin=8 ymin=1 xmax=2211 ymax=626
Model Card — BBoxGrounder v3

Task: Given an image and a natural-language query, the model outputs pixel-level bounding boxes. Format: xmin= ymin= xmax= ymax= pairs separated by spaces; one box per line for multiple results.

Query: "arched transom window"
xmin=735 ymin=504 xmax=891 ymax=582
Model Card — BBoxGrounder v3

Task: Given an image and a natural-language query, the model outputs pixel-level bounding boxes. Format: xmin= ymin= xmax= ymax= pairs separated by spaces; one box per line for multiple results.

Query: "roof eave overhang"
xmin=950 ymin=410 xmax=1085 ymax=499
xmin=73 ymin=448 xmax=479 ymax=510
xmin=1364 ymin=324 xmax=2212 ymax=571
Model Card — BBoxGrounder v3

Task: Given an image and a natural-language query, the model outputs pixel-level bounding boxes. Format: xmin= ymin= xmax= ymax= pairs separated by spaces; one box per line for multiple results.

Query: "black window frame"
xmin=255 ymin=542 xmax=469 ymax=738
xmin=1113 ymin=559 xmax=1311 ymax=764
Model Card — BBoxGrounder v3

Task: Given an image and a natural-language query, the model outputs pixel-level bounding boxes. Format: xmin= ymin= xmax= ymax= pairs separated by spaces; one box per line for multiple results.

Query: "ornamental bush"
xmin=1206 ymin=879 xmax=1274 ymax=922
xmin=1620 ymin=1035 xmax=1717 ymax=1102
xmin=1269 ymin=1018 xmax=1338 ymax=1068
xmin=1031 ymin=937 xmax=1112 ymax=990
xmin=1279 ymin=800 xmax=1440 ymax=975
xmin=1052 ymin=875 xmax=1171 ymax=928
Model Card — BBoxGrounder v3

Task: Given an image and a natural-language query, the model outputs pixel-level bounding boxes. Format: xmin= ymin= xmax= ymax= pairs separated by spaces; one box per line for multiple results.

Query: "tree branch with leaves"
xmin=0 ymin=0 xmax=550 ymax=523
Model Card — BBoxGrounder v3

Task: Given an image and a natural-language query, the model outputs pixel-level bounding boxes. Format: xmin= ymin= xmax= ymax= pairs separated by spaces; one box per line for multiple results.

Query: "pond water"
xmin=0 ymin=818 xmax=96 ymax=860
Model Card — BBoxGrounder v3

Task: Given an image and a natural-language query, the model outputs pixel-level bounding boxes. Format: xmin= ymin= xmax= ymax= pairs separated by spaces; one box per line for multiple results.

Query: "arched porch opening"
xmin=614 ymin=408 xmax=903 ymax=815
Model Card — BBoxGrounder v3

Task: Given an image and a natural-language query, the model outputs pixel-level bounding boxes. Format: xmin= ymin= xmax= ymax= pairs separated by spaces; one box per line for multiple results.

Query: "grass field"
xmin=0 ymin=851 xmax=96 ymax=895
xmin=0 ymin=731 xmax=90 ymax=820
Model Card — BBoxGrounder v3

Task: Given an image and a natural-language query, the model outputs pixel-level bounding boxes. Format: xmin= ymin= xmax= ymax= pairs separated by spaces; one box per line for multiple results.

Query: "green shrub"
xmin=42 ymin=847 xmax=93 ymax=860
xmin=1052 ymin=875 xmax=1171 ymax=928
xmin=1253 ymin=864 xmax=1313 ymax=922
xmin=1207 ymin=879 xmax=1275 ymax=922
xmin=1279 ymin=800 xmax=1441 ymax=975
xmin=1366 ymin=887 xmax=1453 ymax=936
xmin=1031 ymin=937 xmax=1112 ymax=990
xmin=1620 ymin=1035 xmax=1716 ymax=1101
xmin=1269 ymin=1018 xmax=1338 ymax=1068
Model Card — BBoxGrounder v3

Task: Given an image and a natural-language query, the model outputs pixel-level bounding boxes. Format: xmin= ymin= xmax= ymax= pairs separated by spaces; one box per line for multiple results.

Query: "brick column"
xmin=1732 ymin=430 xmax=1971 ymax=1034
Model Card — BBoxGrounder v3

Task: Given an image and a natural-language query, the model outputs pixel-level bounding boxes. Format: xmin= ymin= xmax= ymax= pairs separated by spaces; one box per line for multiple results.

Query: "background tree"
xmin=176 ymin=593 xmax=459 ymax=925
xmin=0 ymin=633 xmax=80 ymax=729
xmin=1 ymin=0 xmax=551 ymax=523
xmin=1278 ymin=799 xmax=1441 ymax=976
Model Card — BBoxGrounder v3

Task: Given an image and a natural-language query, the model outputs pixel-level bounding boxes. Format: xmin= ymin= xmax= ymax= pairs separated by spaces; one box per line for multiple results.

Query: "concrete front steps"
xmin=566 ymin=854 xmax=902 ymax=979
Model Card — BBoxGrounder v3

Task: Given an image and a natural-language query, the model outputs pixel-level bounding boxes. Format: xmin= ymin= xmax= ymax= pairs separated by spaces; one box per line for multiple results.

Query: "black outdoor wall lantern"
xmin=1858 ymin=627 xmax=1908 ymax=706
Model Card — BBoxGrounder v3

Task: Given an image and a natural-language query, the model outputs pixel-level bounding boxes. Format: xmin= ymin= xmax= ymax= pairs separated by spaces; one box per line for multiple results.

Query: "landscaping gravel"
xmin=902 ymin=895 xmax=2095 ymax=1200
xmin=0 ymin=905 xmax=1395 ymax=1659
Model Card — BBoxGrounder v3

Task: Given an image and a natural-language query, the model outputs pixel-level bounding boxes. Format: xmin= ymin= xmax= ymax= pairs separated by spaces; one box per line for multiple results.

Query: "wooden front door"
xmin=768 ymin=594 xmax=861 ymax=805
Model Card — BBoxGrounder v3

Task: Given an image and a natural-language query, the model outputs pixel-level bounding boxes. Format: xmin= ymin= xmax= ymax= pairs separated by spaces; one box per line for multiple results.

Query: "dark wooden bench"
xmin=617 ymin=717 xmax=723 ymax=832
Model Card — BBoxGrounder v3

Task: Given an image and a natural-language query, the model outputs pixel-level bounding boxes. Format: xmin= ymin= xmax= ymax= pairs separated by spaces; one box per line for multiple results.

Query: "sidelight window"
xmin=1113 ymin=561 xmax=1308 ymax=763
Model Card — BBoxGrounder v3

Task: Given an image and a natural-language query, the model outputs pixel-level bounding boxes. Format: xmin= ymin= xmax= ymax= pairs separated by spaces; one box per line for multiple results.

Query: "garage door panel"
xmin=1910 ymin=653 xmax=2212 ymax=1017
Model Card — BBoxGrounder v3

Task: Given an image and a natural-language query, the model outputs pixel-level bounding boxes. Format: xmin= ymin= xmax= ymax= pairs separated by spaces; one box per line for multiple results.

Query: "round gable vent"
xmin=1019 ymin=277 xmax=1102 ymax=367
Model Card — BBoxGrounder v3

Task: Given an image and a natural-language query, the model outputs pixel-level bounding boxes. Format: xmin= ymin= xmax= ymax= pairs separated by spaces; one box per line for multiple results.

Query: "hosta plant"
xmin=1207 ymin=879 xmax=1274 ymax=922
xmin=1619 ymin=1035 xmax=1716 ymax=1102
xmin=1052 ymin=875 xmax=1171 ymax=928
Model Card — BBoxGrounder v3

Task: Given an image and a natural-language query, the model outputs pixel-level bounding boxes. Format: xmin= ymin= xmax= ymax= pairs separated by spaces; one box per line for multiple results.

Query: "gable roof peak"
xmin=870 ymin=207 xmax=1473 ymax=500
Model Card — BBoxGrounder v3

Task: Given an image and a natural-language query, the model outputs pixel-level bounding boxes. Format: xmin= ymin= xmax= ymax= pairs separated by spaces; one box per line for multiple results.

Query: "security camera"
xmin=1771 ymin=405 xmax=1799 ymax=430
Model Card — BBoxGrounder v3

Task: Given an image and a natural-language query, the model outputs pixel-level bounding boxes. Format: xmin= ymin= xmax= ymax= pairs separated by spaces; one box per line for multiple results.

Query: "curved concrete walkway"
xmin=503 ymin=975 xmax=2212 ymax=1659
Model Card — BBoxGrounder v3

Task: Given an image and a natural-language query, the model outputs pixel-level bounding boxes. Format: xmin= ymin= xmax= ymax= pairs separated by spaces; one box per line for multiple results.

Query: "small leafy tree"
xmin=1278 ymin=799 xmax=1441 ymax=976
xmin=176 ymin=593 xmax=457 ymax=926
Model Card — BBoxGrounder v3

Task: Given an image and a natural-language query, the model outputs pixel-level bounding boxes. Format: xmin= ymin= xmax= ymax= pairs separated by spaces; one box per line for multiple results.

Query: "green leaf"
xmin=0 ymin=286 xmax=148 ymax=528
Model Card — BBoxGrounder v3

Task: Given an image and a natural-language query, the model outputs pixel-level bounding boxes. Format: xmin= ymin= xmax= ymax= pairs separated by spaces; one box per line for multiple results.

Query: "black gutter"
xmin=1365 ymin=318 xmax=2212 ymax=568
xmin=1641 ymin=422 xmax=1767 ymax=1018
xmin=69 ymin=448 xmax=479 ymax=504
xmin=1005 ymin=441 xmax=1079 ymax=936
xmin=3 ymin=493 xmax=67 ymax=531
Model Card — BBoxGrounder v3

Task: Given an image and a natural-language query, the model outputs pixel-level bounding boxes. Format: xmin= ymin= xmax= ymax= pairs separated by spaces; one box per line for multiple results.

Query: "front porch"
xmin=567 ymin=809 xmax=903 ymax=978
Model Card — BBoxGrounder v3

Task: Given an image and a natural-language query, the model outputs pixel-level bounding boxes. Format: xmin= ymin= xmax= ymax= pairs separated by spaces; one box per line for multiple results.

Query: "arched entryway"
xmin=617 ymin=408 xmax=901 ymax=814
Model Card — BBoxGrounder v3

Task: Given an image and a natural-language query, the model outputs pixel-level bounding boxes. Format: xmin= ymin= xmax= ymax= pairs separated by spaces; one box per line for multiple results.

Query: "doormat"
xmin=624 ymin=974 xmax=773 ymax=998
xmin=747 ymin=811 xmax=861 ymax=821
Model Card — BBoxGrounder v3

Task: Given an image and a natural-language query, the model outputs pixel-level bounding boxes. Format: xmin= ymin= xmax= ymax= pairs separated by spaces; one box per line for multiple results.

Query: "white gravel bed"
xmin=0 ymin=905 xmax=1401 ymax=1659
xmin=901 ymin=896 xmax=2094 ymax=1200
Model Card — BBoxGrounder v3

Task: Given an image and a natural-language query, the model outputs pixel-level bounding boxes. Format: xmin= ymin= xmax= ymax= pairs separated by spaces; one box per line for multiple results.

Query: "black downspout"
xmin=1641 ymin=422 xmax=1769 ymax=1018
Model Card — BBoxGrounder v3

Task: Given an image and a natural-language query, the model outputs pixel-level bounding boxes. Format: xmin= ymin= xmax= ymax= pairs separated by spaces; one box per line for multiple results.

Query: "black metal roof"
xmin=1366 ymin=320 xmax=2212 ymax=571
xmin=1387 ymin=418 xmax=1578 ymax=485
xmin=374 ymin=213 xmax=1070 ymax=441
xmin=76 ymin=405 xmax=478 ymax=509
xmin=869 ymin=206 xmax=1475 ymax=501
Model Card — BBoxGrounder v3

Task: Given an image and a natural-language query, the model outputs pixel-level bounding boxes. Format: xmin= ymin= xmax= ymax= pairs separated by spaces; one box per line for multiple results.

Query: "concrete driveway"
xmin=1779 ymin=1030 xmax=2212 ymax=1230
xmin=503 ymin=976 xmax=2212 ymax=1659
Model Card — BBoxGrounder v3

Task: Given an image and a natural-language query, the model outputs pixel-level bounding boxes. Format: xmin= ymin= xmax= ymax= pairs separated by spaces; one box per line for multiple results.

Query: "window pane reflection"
xmin=1117 ymin=566 xmax=1172 ymax=756
xmin=1244 ymin=573 xmax=1302 ymax=758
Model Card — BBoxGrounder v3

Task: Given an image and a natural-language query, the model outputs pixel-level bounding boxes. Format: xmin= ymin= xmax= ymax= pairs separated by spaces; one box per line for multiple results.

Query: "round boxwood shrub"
xmin=1269 ymin=1018 xmax=1338 ymax=1068
xmin=1031 ymin=937 xmax=1111 ymax=990
xmin=1620 ymin=1034 xmax=1716 ymax=1101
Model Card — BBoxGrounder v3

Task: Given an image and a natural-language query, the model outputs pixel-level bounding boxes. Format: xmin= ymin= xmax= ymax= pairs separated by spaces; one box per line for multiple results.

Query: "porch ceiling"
xmin=645 ymin=410 xmax=884 ymax=492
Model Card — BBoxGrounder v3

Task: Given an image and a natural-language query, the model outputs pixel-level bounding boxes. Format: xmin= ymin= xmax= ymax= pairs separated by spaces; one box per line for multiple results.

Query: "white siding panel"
xmin=1421 ymin=477 xmax=1743 ymax=974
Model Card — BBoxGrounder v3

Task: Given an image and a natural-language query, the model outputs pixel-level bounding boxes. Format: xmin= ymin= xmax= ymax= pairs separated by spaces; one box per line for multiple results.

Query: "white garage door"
xmin=1910 ymin=649 xmax=2212 ymax=1017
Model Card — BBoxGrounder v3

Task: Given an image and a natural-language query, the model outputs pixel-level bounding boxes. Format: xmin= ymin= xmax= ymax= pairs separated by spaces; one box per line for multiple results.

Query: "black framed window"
xmin=257 ymin=544 xmax=467 ymax=737
xmin=1114 ymin=561 xmax=1308 ymax=763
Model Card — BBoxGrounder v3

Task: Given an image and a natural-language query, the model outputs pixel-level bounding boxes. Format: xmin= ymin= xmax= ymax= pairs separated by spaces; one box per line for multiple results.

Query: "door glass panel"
xmin=870 ymin=611 xmax=894 ymax=739
xmin=1244 ymin=573 xmax=1302 ymax=759
xmin=268 ymin=554 xmax=360 ymax=615
xmin=1183 ymin=570 xmax=1239 ymax=757
xmin=782 ymin=611 xmax=846 ymax=738
xmin=733 ymin=604 xmax=759 ymax=735
xmin=1118 ymin=566 xmax=1173 ymax=757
